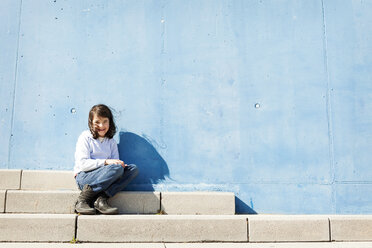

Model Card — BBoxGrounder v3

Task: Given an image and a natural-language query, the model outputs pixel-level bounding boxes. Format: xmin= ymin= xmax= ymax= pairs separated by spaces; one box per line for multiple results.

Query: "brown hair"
xmin=88 ymin=104 xmax=117 ymax=139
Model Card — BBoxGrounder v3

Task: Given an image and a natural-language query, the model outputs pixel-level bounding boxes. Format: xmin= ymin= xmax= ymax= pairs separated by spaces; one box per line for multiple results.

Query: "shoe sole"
xmin=75 ymin=209 xmax=96 ymax=215
xmin=95 ymin=208 xmax=119 ymax=215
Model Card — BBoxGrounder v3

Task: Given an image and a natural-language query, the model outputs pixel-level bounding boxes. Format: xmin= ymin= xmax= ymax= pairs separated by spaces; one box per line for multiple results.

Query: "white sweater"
xmin=74 ymin=130 xmax=119 ymax=175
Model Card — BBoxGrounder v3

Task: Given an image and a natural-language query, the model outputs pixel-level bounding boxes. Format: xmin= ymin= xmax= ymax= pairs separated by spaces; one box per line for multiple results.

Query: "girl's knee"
xmin=108 ymin=163 xmax=124 ymax=174
xmin=128 ymin=164 xmax=139 ymax=176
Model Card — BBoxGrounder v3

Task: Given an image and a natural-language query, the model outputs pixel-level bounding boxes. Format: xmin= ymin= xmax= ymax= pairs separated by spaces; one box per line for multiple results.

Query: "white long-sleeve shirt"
xmin=74 ymin=130 xmax=119 ymax=176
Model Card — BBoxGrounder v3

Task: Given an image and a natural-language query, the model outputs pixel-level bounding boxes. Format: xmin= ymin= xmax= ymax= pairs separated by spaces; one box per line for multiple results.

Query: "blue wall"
xmin=1 ymin=0 xmax=372 ymax=214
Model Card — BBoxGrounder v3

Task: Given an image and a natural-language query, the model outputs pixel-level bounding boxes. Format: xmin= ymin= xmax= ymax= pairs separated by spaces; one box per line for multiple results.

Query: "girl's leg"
xmin=76 ymin=164 xmax=125 ymax=215
xmin=104 ymin=164 xmax=139 ymax=197
xmin=76 ymin=164 xmax=124 ymax=193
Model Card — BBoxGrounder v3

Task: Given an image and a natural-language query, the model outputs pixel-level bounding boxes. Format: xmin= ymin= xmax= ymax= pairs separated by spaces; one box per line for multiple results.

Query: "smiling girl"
xmin=74 ymin=104 xmax=138 ymax=215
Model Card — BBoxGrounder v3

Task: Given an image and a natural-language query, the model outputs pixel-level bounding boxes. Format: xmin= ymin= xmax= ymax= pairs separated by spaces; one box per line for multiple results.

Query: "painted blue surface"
xmin=0 ymin=0 xmax=21 ymax=167
xmin=1 ymin=0 xmax=372 ymax=214
xmin=325 ymin=0 xmax=372 ymax=183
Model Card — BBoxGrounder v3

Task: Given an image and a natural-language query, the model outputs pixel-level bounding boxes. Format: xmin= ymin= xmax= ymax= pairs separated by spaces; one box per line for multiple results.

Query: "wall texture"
xmin=1 ymin=0 xmax=371 ymax=214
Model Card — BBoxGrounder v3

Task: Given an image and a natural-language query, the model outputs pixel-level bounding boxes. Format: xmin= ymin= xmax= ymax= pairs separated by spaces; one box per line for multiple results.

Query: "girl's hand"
xmin=105 ymin=159 xmax=127 ymax=167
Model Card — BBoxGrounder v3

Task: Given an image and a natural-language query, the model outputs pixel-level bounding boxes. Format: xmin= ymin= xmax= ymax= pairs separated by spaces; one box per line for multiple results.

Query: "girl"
xmin=74 ymin=104 xmax=139 ymax=215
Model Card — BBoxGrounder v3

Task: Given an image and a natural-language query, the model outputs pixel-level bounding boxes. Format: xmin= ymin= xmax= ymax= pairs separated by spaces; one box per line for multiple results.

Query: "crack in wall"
xmin=321 ymin=0 xmax=336 ymax=213
xmin=7 ymin=0 xmax=23 ymax=169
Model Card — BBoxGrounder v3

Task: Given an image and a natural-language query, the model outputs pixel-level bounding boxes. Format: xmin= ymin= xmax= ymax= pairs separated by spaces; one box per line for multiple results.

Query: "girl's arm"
xmin=75 ymin=135 xmax=105 ymax=172
xmin=110 ymin=141 xmax=120 ymax=160
xmin=105 ymin=140 xmax=126 ymax=167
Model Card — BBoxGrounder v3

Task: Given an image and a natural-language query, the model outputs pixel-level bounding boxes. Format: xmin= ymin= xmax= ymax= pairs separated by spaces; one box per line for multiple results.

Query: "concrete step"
xmin=3 ymin=243 xmax=372 ymax=248
xmin=0 ymin=169 xmax=21 ymax=190
xmin=1 ymin=214 xmax=372 ymax=243
xmin=0 ymin=214 xmax=76 ymax=242
xmin=0 ymin=214 xmax=247 ymax=242
xmin=1 ymin=190 xmax=5 ymax=213
xmin=5 ymin=190 xmax=161 ymax=214
xmin=3 ymin=190 xmax=234 ymax=215
xmin=248 ymin=215 xmax=330 ymax=242
xmin=330 ymin=215 xmax=372 ymax=241
xmin=0 ymin=170 xmax=236 ymax=215
xmin=0 ymin=169 xmax=78 ymax=190
xmin=5 ymin=190 xmax=79 ymax=214
xmin=1 ymin=170 xmax=372 ymax=244
xmin=164 ymin=243 xmax=372 ymax=248
xmin=161 ymin=192 xmax=235 ymax=215
xmin=77 ymin=215 xmax=248 ymax=242
xmin=21 ymin=170 xmax=78 ymax=190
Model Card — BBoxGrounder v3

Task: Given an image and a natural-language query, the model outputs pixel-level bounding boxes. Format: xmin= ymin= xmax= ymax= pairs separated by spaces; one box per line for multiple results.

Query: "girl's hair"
xmin=88 ymin=104 xmax=116 ymax=139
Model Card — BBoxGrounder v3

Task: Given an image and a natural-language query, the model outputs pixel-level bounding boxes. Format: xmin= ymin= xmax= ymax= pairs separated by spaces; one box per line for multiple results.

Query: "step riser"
xmin=161 ymin=192 xmax=235 ymax=215
xmin=330 ymin=216 xmax=372 ymax=241
xmin=1 ymin=215 xmax=372 ymax=242
xmin=249 ymin=216 xmax=330 ymax=242
xmin=21 ymin=170 xmax=78 ymax=190
xmin=0 ymin=214 xmax=76 ymax=242
xmin=0 ymin=170 xmax=21 ymax=190
xmin=5 ymin=191 xmax=161 ymax=214
xmin=0 ymin=170 xmax=78 ymax=190
xmin=108 ymin=192 xmax=161 ymax=214
xmin=3 ymin=191 xmax=233 ymax=215
xmin=6 ymin=191 xmax=79 ymax=214
xmin=1 ymin=190 xmax=5 ymax=213
xmin=77 ymin=216 xmax=248 ymax=242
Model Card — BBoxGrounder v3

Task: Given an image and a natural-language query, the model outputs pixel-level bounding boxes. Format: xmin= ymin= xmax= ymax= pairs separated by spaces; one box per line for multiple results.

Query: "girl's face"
xmin=92 ymin=114 xmax=109 ymax=138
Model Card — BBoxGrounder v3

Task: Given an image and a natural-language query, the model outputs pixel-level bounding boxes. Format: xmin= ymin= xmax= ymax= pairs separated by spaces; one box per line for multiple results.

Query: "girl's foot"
xmin=94 ymin=193 xmax=119 ymax=215
xmin=75 ymin=184 xmax=96 ymax=215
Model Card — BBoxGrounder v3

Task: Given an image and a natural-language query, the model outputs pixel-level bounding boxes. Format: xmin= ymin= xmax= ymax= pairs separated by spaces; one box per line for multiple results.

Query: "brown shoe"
xmin=94 ymin=193 xmax=118 ymax=215
xmin=75 ymin=184 xmax=96 ymax=215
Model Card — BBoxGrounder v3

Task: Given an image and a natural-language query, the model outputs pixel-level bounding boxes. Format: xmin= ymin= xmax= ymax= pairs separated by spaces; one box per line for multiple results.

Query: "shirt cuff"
xmin=97 ymin=159 xmax=106 ymax=167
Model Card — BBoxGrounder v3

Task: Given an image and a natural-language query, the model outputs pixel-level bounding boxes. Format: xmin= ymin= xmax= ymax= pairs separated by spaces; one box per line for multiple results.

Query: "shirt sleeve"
xmin=75 ymin=134 xmax=105 ymax=172
xmin=110 ymin=140 xmax=120 ymax=160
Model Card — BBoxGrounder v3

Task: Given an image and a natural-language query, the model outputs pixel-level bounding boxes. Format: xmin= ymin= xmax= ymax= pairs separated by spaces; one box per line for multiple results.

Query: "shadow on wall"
xmin=235 ymin=196 xmax=257 ymax=214
xmin=118 ymin=132 xmax=169 ymax=191
xmin=117 ymin=131 xmax=256 ymax=214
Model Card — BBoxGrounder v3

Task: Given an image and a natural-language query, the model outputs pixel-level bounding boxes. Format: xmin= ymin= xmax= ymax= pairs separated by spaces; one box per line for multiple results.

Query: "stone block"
xmin=248 ymin=215 xmax=330 ymax=242
xmin=21 ymin=170 xmax=78 ymax=190
xmin=6 ymin=190 xmax=79 ymax=214
xmin=108 ymin=191 xmax=160 ymax=214
xmin=77 ymin=215 xmax=248 ymax=242
xmin=330 ymin=215 xmax=372 ymax=241
xmin=0 ymin=243 xmax=166 ymax=248
xmin=0 ymin=214 xmax=76 ymax=242
xmin=1 ymin=190 xmax=5 ymax=213
xmin=4 ymin=243 xmax=372 ymax=248
xmin=161 ymin=192 xmax=235 ymax=215
xmin=0 ymin=169 xmax=21 ymax=189
xmin=5 ymin=190 xmax=160 ymax=214
xmin=165 ymin=242 xmax=372 ymax=248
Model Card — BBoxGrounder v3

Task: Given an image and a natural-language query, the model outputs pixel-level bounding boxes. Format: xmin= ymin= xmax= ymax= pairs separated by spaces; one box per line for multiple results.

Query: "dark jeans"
xmin=75 ymin=164 xmax=139 ymax=197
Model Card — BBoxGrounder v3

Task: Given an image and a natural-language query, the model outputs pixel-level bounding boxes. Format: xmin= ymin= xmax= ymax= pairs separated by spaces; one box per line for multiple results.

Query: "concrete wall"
xmin=1 ymin=0 xmax=371 ymax=214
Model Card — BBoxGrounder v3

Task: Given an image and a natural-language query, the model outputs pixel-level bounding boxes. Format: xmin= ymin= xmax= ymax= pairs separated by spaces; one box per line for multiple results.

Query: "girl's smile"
xmin=92 ymin=115 xmax=110 ymax=138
